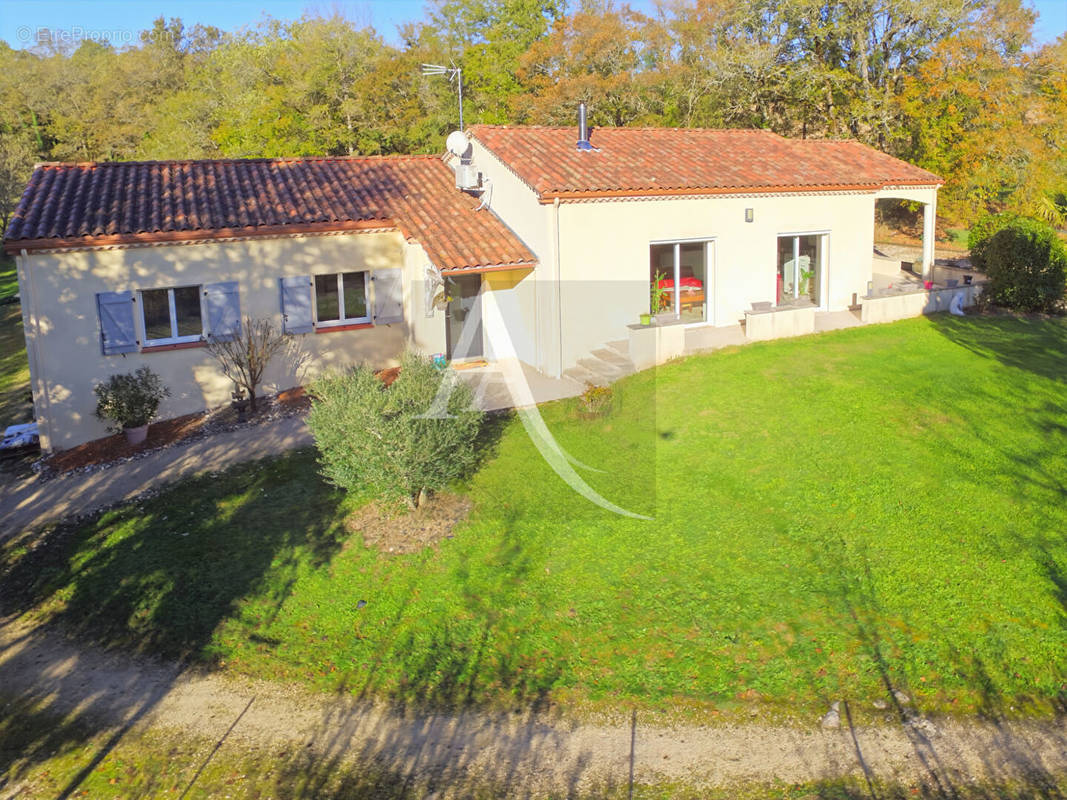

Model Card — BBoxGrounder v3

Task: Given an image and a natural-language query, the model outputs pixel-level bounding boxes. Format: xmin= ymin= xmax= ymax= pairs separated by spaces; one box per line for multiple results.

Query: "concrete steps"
xmin=562 ymin=340 xmax=637 ymax=388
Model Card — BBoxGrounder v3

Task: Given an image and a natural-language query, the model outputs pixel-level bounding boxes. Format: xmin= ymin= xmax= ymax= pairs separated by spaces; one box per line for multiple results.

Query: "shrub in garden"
xmin=206 ymin=316 xmax=288 ymax=413
xmin=966 ymin=211 xmax=1019 ymax=267
xmin=94 ymin=366 xmax=170 ymax=432
xmin=968 ymin=216 xmax=1066 ymax=312
xmin=579 ymin=384 xmax=613 ymax=417
xmin=307 ymin=350 xmax=484 ymax=509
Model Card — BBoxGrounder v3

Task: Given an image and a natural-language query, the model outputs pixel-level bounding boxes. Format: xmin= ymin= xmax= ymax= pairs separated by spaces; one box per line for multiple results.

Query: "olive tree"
xmin=307 ymin=350 xmax=484 ymax=509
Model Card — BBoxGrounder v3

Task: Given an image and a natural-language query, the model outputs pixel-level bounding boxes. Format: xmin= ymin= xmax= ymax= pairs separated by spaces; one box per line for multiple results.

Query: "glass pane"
xmin=679 ymin=243 xmax=706 ymax=322
xmin=776 ymin=237 xmax=795 ymax=305
xmin=649 ymin=244 xmax=673 ymax=314
xmin=342 ymin=271 xmax=367 ymax=320
xmin=797 ymin=235 xmax=821 ymax=304
xmin=777 ymin=235 xmax=822 ymax=306
xmin=174 ymin=286 xmax=202 ymax=337
xmin=315 ymin=274 xmax=339 ymax=322
xmin=142 ymin=289 xmax=172 ymax=341
xmin=446 ymin=275 xmax=483 ymax=359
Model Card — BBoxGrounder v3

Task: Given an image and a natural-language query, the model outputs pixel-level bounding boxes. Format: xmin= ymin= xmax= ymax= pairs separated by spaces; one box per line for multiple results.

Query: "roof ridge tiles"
xmin=468 ymin=124 xmax=779 ymax=133
xmin=31 ymin=154 xmax=442 ymax=169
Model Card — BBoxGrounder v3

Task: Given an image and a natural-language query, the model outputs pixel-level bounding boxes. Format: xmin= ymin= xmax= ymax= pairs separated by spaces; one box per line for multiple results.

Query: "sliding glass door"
xmin=776 ymin=234 xmax=825 ymax=307
xmin=649 ymin=240 xmax=712 ymax=323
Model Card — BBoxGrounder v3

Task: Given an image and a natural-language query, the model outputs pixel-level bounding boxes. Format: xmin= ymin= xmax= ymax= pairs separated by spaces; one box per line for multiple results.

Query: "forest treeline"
xmin=1 ymin=0 xmax=1065 ymax=232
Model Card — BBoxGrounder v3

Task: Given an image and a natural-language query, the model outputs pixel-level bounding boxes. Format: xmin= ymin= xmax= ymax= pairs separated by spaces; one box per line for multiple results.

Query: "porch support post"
xmin=922 ymin=194 xmax=937 ymax=281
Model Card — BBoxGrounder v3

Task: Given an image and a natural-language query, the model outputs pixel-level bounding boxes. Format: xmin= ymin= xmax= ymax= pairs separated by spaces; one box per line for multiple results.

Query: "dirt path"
xmin=0 ymin=415 xmax=312 ymax=538
xmin=2 ymin=617 xmax=1064 ymax=796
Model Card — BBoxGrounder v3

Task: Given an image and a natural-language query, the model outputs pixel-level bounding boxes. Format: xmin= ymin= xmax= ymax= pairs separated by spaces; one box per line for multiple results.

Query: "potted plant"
xmin=651 ymin=269 xmax=674 ymax=322
xmin=94 ymin=366 xmax=170 ymax=444
xmin=799 ymin=265 xmax=816 ymax=301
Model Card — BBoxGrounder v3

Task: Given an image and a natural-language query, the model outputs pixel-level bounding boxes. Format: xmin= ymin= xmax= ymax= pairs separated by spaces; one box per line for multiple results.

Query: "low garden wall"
xmin=861 ymin=283 xmax=984 ymax=324
xmin=627 ymin=322 xmax=687 ymax=370
xmin=744 ymin=303 xmax=816 ymax=342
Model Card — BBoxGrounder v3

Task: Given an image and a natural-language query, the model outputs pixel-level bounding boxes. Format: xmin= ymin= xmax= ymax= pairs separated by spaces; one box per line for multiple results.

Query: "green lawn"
xmin=945 ymin=227 xmax=970 ymax=250
xmin=0 ymin=255 xmax=32 ymax=428
xmin=0 ymin=254 xmax=17 ymax=301
xmin=2 ymin=316 xmax=1066 ymax=722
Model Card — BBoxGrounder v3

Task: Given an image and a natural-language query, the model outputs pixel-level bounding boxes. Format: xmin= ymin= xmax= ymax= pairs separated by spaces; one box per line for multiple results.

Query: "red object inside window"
xmin=657 ymin=277 xmax=703 ymax=290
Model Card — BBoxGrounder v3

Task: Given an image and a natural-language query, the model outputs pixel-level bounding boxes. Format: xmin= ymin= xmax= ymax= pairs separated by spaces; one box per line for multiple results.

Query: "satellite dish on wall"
xmin=446 ymin=130 xmax=471 ymax=159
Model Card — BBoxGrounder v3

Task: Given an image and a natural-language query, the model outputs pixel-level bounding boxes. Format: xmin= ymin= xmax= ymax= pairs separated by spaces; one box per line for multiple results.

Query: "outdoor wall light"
xmin=744 ymin=208 xmax=754 ymax=223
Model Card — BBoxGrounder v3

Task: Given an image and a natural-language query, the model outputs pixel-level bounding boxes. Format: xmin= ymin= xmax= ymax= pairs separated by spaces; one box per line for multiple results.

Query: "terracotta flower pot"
xmin=124 ymin=424 xmax=149 ymax=445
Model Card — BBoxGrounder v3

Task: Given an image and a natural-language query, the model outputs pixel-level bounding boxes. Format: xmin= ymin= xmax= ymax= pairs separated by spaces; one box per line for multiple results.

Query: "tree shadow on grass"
xmin=474 ymin=408 xmax=515 ymax=466
xmin=249 ymin=519 xmax=608 ymax=800
xmin=0 ymin=447 xmax=349 ymax=794
xmin=343 ymin=513 xmax=564 ymax=714
xmin=927 ymin=314 xmax=1067 ymax=384
xmin=797 ymin=535 xmax=1067 ymax=800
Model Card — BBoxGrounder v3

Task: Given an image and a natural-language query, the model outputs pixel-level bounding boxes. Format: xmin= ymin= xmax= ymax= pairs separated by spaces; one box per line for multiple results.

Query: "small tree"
xmin=969 ymin=217 xmax=1067 ymax=313
xmin=307 ymin=350 xmax=484 ymax=509
xmin=94 ymin=366 xmax=170 ymax=432
xmin=206 ymin=316 xmax=288 ymax=413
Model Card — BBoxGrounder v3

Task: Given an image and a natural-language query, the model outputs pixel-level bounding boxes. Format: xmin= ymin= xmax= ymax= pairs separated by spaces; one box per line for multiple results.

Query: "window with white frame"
xmin=776 ymin=234 xmax=825 ymax=308
xmin=315 ymin=271 xmax=369 ymax=325
xmin=649 ymin=240 xmax=711 ymax=323
xmin=140 ymin=285 xmax=204 ymax=344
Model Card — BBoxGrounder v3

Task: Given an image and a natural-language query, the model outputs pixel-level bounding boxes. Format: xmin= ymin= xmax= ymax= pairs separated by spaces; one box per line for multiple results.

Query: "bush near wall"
xmin=969 ymin=216 xmax=1067 ymax=313
xmin=307 ymin=351 xmax=484 ymax=509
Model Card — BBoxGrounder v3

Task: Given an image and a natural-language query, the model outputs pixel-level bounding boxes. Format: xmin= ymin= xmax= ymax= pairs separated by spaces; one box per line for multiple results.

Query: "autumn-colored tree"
xmin=0 ymin=1 xmax=1061 ymax=229
xmin=517 ymin=1 xmax=673 ymax=127
xmin=897 ymin=0 xmax=1065 ymax=222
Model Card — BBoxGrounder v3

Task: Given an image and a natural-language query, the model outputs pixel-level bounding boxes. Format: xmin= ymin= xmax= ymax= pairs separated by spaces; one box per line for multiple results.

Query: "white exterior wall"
xmin=466 ymin=140 xmax=555 ymax=373
xmin=468 ymin=139 xmax=935 ymax=375
xmin=552 ymin=192 xmax=879 ymax=371
xmin=19 ymin=231 xmax=446 ymax=452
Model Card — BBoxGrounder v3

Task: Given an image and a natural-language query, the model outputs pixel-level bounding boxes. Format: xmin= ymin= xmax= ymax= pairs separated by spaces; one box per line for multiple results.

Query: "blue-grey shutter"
xmin=204 ymin=281 xmax=241 ymax=341
xmin=372 ymin=268 xmax=404 ymax=325
xmin=96 ymin=291 xmax=138 ymax=355
xmin=280 ymin=275 xmax=313 ymax=334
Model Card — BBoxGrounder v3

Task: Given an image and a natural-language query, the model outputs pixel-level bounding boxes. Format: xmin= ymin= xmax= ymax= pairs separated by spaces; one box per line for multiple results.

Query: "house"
xmin=459 ymin=121 xmax=942 ymax=375
xmin=4 ymin=118 xmax=943 ymax=453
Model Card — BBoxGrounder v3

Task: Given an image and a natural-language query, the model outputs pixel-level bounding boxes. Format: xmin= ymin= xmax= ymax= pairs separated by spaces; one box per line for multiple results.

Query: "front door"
xmin=445 ymin=274 xmax=483 ymax=360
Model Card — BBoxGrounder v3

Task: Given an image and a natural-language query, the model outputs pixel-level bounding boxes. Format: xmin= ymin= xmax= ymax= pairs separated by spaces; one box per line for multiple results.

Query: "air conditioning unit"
xmin=454 ymin=164 xmax=481 ymax=191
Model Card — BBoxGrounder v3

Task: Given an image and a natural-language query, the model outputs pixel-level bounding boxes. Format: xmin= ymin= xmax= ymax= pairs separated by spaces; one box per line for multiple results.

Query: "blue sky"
xmin=1 ymin=0 xmax=1064 ymax=49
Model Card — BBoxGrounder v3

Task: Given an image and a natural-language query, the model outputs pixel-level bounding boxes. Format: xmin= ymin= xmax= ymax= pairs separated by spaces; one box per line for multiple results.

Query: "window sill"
xmin=314 ymin=322 xmax=373 ymax=334
xmin=141 ymin=340 xmax=207 ymax=353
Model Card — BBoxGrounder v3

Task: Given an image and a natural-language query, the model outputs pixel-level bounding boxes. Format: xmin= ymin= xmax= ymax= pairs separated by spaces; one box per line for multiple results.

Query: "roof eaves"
xmin=440 ymin=259 xmax=538 ymax=275
xmin=2 ymin=218 xmax=399 ymax=255
xmin=537 ymin=182 xmax=889 ymax=203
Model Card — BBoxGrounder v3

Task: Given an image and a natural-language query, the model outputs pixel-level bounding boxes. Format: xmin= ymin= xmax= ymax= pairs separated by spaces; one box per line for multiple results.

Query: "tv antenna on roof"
xmin=420 ymin=62 xmax=464 ymax=131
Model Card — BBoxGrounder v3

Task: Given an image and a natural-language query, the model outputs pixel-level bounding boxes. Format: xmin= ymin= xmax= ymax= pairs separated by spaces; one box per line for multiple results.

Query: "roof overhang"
xmin=441 ymin=261 xmax=537 ymax=276
xmin=3 ymin=218 xmax=397 ymax=255
xmin=537 ymin=179 xmax=943 ymax=204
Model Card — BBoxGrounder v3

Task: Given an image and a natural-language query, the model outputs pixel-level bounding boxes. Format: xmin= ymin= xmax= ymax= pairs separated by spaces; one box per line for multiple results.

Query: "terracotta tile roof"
xmin=467 ymin=126 xmax=942 ymax=201
xmin=3 ymin=156 xmax=536 ymax=271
